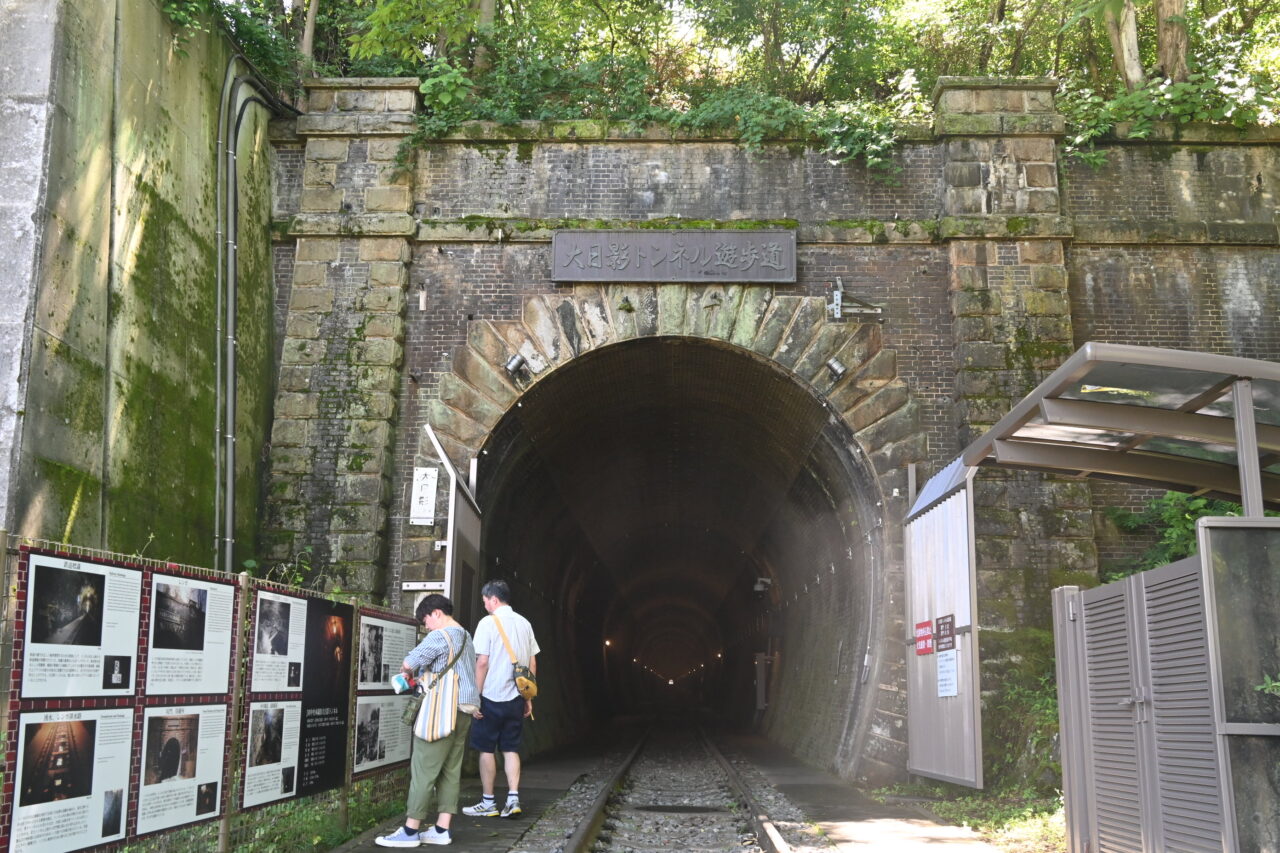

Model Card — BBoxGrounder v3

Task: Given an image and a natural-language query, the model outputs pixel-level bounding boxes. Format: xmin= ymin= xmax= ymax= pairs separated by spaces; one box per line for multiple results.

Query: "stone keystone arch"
xmin=424 ymin=283 xmax=925 ymax=476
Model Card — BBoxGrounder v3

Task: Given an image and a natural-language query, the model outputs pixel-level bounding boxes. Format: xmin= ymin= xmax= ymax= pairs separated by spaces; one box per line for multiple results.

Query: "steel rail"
xmin=562 ymin=731 xmax=649 ymax=853
xmin=698 ymin=729 xmax=793 ymax=853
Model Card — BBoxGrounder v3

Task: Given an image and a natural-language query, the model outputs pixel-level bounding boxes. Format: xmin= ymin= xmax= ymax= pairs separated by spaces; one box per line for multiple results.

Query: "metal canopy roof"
xmin=958 ymin=342 xmax=1280 ymax=514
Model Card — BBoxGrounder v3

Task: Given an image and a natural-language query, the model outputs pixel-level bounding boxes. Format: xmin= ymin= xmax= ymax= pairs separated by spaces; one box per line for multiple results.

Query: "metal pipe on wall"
xmin=212 ymin=62 xmax=294 ymax=572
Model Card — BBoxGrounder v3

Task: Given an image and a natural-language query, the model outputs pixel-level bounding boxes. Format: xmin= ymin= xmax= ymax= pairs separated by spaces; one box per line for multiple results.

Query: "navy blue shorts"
xmin=468 ymin=696 xmax=526 ymax=754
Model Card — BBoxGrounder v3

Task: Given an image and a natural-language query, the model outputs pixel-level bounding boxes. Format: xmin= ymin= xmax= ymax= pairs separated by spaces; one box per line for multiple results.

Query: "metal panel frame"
xmin=904 ymin=466 xmax=983 ymax=787
xmin=422 ymin=424 xmax=482 ymax=599
xmin=1052 ymin=586 xmax=1095 ymax=853
xmin=1196 ymin=515 xmax=1280 ymax=853
xmin=959 ymin=342 xmax=1280 ymax=510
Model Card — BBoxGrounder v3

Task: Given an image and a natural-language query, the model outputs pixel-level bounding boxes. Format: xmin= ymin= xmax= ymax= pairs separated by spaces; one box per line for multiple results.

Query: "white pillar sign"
xmin=409 ymin=466 xmax=439 ymax=526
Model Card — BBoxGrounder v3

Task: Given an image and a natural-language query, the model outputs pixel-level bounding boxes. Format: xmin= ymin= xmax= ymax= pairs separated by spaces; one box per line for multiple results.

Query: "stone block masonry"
xmin=264 ymin=79 xmax=418 ymax=594
xmin=265 ymin=73 xmax=1280 ymax=787
xmin=934 ymin=78 xmax=1096 ymax=629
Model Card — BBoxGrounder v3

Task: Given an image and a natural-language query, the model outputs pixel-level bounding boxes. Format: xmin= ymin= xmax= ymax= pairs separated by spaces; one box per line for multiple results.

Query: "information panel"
xmin=21 ymin=553 xmax=141 ymax=699
xmin=297 ymin=600 xmax=354 ymax=796
xmin=146 ymin=574 xmax=235 ymax=695
xmin=250 ymin=591 xmax=307 ymax=693
xmin=242 ymin=701 xmax=301 ymax=808
xmin=10 ymin=708 xmax=133 ymax=853
xmin=136 ymin=705 xmax=228 ymax=834
xmin=353 ymin=695 xmax=413 ymax=774
xmin=358 ymin=616 xmax=418 ymax=692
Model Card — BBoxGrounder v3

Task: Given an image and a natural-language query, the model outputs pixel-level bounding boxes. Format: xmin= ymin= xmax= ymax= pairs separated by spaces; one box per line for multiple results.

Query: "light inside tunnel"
xmin=476 ymin=335 xmax=886 ymax=750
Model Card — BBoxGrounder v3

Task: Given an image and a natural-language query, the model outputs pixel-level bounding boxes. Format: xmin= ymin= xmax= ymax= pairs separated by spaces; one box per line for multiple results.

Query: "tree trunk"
xmin=1155 ymin=0 xmax=1189 ymax=81
xmin=298 ymin=0 xmax=319 ymax=65
xmin=1081 ymin=18 xmax=1103 ymax=90
xmin=1052 ymin=3 xmax=1067 ymax=77
xmin=977 ymin=0 xmax=1008 ymax=74
xmin=1009 ymin=0 xmax=1048 ymax=75
xmin=1103 ymin=0 xmax=1145 ymax=91
xmin=762 ymin=3 xmax=784 ymax=93
xmin=471 ymin=0 xmax=497 ymax=72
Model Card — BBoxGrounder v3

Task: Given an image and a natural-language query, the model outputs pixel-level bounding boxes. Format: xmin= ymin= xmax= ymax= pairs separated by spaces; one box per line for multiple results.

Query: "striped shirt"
xmin=403 ymin=625 xmax=479 ymax=709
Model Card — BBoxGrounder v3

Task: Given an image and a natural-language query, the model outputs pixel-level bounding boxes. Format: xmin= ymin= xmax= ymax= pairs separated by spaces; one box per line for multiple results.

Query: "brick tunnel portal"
xmin=476 ymin=335 xmax=887 ymax=749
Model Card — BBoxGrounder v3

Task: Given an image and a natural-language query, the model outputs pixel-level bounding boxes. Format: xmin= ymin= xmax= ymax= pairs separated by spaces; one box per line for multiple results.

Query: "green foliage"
xmin=159 ymin=0 xmax=303 ymax=92
xmin=416 ymin=60 xmax=477 ymax=137
xmin=1059 ymin=18 xmax=1278 ymax=164
xmin=243 ymin=545 xmax=313 ymax=587
xmin=1102 ymin=491 xmax=1247 ymax=580
xmin=1257 ymin=673 xmax=1280 ymax=697
xmin=166 ymin=1 xmax=1278 ymax=170
xmin=349 ymin=0 xmax=477 ymax=63
xmin=160 ymin=0 xmax=210 ymax=37
xmin=673 ymin=87 xmax=808 ymax=148
xmin=872 ymin=783 xmax=1065 ymax=850
xmin=981 ymin=627 xmax=1061 ymax=793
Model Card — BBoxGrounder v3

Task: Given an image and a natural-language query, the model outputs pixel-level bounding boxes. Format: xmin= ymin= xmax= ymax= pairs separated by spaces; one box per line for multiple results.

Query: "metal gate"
xmin=1053 ymin=557 xmax=1226 ymax=853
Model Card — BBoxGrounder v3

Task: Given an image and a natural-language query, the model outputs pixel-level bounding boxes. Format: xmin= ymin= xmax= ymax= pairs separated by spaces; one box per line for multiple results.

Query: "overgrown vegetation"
xmin=874 ymin=782 xmax=1065 ymax=852
xmin=981 ymin=628 xmax=1061 ymax=791
xmin=121 ymin=770 xmax=406 ymax=852
xmin=1101 ymin=490 xmax=1258 ymax=580
xmin=161 ymin=0 xmax=1276 ymax=169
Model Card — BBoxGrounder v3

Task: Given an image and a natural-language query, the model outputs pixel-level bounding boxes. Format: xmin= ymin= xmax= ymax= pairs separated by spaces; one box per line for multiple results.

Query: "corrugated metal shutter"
xmin=1058 ymin=557 xmax=1227 ymax=853
xmin=1082 ymin=581 xmax=1146 ymax=853
xmin=1141 ymin=561 xmax=1223 ymax=851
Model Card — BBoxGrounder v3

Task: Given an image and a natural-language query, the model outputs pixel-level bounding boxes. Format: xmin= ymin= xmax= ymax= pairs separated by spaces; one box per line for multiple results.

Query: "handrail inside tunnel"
xmin=470 ymin=335 xmax=888 ymax=771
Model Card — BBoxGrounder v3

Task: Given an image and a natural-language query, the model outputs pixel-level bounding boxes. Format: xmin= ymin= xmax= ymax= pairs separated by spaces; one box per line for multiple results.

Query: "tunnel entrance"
xmin=473 ymin=334 xmax=890 ymax=771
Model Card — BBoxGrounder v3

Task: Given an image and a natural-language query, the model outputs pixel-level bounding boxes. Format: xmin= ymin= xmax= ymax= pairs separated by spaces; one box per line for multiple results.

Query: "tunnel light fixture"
xmin=826 ymin=357 xmax=847 ymax=380
xmin=504 ymin=353 xmax=527 ymax=375
xmin=604 ymin=639 xmax=611 ymax=646
xmin=716 ymin=652 xmax=722 ymax=659
xmin=668 ymin=679 xmax=674 ymax=685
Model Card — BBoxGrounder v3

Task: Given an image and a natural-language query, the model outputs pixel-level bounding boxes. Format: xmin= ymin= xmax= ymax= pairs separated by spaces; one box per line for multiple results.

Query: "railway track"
xmin=559 ymin=727 xmax=792 ymax=853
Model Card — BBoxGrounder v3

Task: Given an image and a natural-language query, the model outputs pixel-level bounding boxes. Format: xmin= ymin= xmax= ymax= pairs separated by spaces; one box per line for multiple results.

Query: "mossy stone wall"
xmin=8 ymin=0 xmax=276 ymax=567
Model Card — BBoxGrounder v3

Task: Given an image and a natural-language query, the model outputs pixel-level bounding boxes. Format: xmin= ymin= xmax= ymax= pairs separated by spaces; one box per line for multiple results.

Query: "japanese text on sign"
xmin=914 ymin=620 xmax=934 ymax=655
xmin=935 ymin=614 xmax=956 ymax=652
xmin=551 ymin=230 xmax=796 ymax=283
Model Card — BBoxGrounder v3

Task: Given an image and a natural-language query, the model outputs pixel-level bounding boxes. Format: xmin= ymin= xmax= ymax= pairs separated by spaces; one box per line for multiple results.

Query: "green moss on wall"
xmin=980 ymin=627 xmax=1061 ymax=791
xmin=16 ymin=0 xmax=277 ymax=570
xmin=233 ymin=110 xmax=278 ymax=570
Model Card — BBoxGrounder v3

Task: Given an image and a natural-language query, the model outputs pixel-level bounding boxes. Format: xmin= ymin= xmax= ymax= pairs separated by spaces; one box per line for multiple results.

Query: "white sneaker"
xmin=375 ymin=826 xmax=421 ymax=847
xmin=418 ymin=826 xmax=452 ymax=846
xmin=462 ymin=799 xmax=499 ymax=817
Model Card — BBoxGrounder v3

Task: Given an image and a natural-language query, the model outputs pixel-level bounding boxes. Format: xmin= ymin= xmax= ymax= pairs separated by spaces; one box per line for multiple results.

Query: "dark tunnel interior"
xmin=474 ymin=336 xmax=884 ymax=752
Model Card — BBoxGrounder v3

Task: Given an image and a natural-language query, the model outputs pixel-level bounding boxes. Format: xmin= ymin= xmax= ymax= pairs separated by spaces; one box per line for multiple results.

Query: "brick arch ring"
xmin=424 ymin=284 xmax=925 ymax=474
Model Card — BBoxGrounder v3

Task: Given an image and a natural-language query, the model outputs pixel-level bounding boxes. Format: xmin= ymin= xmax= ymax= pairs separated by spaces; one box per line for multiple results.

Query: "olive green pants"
xmin=406 ymin=712 xmax=473 ymax=821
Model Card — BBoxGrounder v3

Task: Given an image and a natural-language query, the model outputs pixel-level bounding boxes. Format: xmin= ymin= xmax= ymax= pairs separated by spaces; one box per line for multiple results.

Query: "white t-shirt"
xmin=473 ymin=605 xmax=540 ymax=702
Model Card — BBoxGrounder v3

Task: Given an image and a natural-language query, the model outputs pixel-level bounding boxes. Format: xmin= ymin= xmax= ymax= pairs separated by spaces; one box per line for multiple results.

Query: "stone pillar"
xmin=936 ymin=77 xmax=1096 ymax=627
xmin=263 ymin=79 xmax=418 ymax=594
xmin=0 ymin=0 xmax=59 ymax=534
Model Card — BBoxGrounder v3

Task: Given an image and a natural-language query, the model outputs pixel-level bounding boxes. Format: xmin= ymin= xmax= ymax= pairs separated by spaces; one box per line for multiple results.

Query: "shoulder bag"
xmin=405 ymin=630 xmax=464 ymax=741
xmin=493 ymin=615 xmax=537 ymax=700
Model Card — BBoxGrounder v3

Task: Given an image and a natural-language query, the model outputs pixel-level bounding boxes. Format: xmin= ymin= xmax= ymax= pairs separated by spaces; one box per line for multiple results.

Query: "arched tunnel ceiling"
xmin=476 ymin=336 xmax=859 ymax=677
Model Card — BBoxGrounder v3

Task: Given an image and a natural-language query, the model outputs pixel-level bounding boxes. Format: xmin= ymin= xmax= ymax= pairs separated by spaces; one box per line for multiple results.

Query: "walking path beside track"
xmin=336 ymin=733 xmax=1001 ymax=852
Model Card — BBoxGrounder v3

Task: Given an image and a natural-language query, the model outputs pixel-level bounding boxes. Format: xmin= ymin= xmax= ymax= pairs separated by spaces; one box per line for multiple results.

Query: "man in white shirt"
xmin=462 ymin=580 xmax=539 ymax=819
